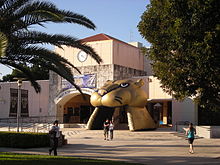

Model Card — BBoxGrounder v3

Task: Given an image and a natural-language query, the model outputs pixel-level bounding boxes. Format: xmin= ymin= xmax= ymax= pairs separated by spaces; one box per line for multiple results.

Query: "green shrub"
xmin=0 ymin=131 xmax=50 ymax=148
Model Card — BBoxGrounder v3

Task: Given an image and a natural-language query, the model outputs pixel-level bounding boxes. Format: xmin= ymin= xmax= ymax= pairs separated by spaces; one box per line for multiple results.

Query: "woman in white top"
xmin=109 ymin=120 xmax=114 ymax=140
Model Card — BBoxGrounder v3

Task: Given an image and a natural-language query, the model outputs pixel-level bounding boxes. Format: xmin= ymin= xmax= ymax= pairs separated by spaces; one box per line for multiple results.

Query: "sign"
xmin=62 ymin=74 xmax=96 ymax=89
xmin=54 ymin=88 xmax=94 ymax=104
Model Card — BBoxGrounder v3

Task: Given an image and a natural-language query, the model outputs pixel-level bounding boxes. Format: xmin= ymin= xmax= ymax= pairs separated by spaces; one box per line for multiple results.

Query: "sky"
xmin=0 ymin=0 xmax=150 ymax=78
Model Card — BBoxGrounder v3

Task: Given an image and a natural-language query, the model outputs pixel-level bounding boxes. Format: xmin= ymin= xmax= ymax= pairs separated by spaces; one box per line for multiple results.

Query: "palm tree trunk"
xmin=0 ymin=32 xmax=8 ymax=57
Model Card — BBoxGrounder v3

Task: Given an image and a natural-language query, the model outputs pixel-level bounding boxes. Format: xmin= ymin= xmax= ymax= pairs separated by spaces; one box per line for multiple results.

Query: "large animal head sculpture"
xmin=88 ymin=79 xmax=156 ymax=131
xmin=90 ymin=79 xmax=147 ymax=108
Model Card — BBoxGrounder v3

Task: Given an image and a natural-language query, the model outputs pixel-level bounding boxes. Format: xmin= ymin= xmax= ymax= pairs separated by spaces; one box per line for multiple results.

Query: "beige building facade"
xmin=0 ymin=34 xmax=197 ymax=129
xmin=0 ymin=80 xmax=49 ymax=120
xmin=48 ymin=34 xmax=197 ymax=128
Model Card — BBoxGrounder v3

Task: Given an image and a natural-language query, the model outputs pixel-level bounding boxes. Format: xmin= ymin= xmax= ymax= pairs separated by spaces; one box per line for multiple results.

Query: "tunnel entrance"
xmin=89 ymin=106 xmax=115 ymax=130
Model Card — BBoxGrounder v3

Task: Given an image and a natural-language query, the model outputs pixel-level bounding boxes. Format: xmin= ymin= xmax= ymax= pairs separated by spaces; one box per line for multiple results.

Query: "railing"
xmin=175 ymin=121 xmax=190 ymax=132
xmin=0 ymin=116 xmax=58 ymax=132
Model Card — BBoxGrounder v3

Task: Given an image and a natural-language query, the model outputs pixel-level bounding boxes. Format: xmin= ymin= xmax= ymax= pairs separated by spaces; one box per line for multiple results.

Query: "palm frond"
xmin=19 ymin=46 xmax=81 ymax=73
xmin=0 ymin=59 xmax=41 ymax=92
xmin=28 ymin=57 xmax=83 ymax=94
xmin=0 ymin=32 xmax=8 ymax=57
xmin=0 ymin=0 xmax=102 ymax=94
xmin=0 ymin=0 xmax=6 ymax=8
xmin=0 ymin=0 xmax=29 ymax=16
xmin=0 ymin=0 xmax=15 ymax=13
xmin=14 ymin=31 xmax=102 ymax=63
xmin=9 ymin=1 xmax=95 ymax=30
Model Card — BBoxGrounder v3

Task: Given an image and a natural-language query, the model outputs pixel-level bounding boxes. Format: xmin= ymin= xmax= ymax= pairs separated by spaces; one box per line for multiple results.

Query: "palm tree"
xmin=0 ymin=32 xmax=8 ymax=57
xmin=0 ymin=0 xmax=102 ymax=92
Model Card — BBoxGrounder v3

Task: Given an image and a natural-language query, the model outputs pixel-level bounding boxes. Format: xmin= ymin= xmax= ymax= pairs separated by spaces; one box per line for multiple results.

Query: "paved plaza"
xmin=1 ymin=128 xmax=220 ymax=165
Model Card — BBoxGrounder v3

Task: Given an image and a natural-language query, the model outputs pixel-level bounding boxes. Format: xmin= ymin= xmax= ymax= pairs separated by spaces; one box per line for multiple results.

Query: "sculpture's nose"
xmin=98 ymin=89 xmax=107 ymax=96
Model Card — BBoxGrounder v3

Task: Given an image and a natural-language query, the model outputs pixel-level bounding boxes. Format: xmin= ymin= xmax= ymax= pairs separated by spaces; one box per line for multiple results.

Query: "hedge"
xmin=0 ymin=131 xmax=50 ymax=148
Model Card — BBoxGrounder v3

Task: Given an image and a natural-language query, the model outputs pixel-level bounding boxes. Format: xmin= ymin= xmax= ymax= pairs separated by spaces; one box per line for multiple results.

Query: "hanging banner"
xmin=9 ymin=88 xmax=29 ymax=117
xmin=62 ymin=74 xmax=96 ymax=89
xmin=21 ymin=90 xmax=29 ymax=117
xmin=9 ymin=88 xmax=18 ymax=117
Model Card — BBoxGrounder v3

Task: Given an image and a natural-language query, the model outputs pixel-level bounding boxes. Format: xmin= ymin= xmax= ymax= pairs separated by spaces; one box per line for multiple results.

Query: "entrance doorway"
xmin=112 ymin=106 xmax=128 ymax=130
xmin=88 ymin=106 xmax=115 ymax=130
xmin=63 ymin=94 xmax=95 ymax=124
xmin=146 ymin=101 xmax=172 ymax=126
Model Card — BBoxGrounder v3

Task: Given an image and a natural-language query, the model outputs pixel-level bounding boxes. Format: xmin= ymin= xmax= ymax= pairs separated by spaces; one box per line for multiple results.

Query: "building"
xmin=0 ymin=80 xmax=49 ymax=121
xmin=0 ymin=33 xmax=197 ymax=129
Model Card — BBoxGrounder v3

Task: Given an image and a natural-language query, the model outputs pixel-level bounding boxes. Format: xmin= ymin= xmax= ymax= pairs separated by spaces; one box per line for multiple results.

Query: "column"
xmin=163 ymin=101 xmax=168 ymax=125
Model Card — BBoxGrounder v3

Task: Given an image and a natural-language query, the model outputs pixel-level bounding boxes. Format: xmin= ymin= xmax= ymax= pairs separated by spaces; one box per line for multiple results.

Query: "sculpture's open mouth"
xmin=86 ymin=106 xmax=115 ymax=130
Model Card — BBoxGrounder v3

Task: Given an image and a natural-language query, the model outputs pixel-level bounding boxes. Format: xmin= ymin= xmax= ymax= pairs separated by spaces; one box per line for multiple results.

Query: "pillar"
xmin=163 ymin=101 xmax=168 ymax=124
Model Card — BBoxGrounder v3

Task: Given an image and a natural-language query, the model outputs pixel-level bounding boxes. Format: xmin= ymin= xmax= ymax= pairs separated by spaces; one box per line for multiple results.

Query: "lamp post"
xmin=17 ymin=79 xmax=22 ymax=132
xmin=13 ymin=78 xmax=26 ymax=132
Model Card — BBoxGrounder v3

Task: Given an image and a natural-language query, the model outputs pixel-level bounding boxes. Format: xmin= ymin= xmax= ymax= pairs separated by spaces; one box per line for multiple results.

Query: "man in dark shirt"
xmin=103 ymin=119 xmax=110 ymax=140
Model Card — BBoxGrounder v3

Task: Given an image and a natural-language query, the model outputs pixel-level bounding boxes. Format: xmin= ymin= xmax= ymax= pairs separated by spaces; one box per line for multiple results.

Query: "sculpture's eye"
xmin=120 ymin=83 xmax=129 ymax=88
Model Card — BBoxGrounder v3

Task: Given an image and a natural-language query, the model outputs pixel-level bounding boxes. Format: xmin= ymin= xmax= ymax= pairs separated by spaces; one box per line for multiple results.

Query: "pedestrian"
xmin=186 ymin=123 xmax=196 ymax=154
xmin=103 ymin=119 xmax=110 ymax=140
xmin=49 ymin=120 xmax=60 ymax=156
xmin=109 ymin=120 xmax=114 ymax=140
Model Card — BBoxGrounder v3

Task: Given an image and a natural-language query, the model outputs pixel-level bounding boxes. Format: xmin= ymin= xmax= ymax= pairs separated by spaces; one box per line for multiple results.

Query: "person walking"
xmin=103 ymin=119 xmax=110 ymax=140
xmin=49 ymin=120 xmax=60 ymax=156
xmin=109 ymin=120 xmax=114 ymax=140
xmin=186 ymin=123 xmax=196 ymax=154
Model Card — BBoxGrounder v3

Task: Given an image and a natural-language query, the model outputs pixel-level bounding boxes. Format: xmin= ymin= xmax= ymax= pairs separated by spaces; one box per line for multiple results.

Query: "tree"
xmin=0 ymin=32 xmax=7 ymax=57
xmin=138 ymin=0 xmax=220 ymax=110
xmin=0 ymin=0 xmax=102 ymax=93
xmin=1 ymin=65 xmax=49 ymax=82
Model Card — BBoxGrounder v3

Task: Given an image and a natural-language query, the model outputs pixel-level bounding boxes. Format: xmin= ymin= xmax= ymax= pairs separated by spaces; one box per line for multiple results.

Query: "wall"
xmin=113 ymin=40 xmax=145 ymax=71
xmin=172 ymin=98 xmax=197 ymax=127
xmin=55 ymin=37 xmax=145 ymax=71
xmin=0 ymin=80 xmax=49 ymax=118
xmin=55 ymin=40 xmax=113 ymax=67
xmin=113 ymin=65 xmax=147 ymax=81
xmin=195 ymin=126 xmax=220 ymax=138
xmin=147 ymin=76 xmax=172 ymax=100
xmin=48 ymin=70 xmax=62 ymax=118
xmin=175 ymin=125 xmax=220 ymax=138
xmin=144 ymin=55 xmax=153 ymax=76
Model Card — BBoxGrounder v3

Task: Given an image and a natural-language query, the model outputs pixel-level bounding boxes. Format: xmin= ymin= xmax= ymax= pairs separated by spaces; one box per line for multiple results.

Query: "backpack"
xmin=49 ymin=130 xmax=56 ymax=138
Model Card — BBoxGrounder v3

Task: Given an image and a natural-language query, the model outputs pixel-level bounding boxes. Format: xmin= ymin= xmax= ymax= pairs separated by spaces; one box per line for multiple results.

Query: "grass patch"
xmin=0 ymin=152 xmax=141 ymax=165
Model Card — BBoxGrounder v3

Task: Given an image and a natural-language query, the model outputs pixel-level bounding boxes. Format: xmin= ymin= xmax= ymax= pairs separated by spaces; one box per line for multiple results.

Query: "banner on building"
xmin=62 ymin=74 xmax=96 ymax=89
xmin=9 ymin=88 xmax=29 ymax=117
xmin=9 ymin=88 xmax=18 ymax=117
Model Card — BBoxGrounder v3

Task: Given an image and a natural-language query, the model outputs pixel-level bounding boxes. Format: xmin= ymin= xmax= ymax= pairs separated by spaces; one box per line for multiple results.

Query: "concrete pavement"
xmin=1 ymin=128 xmax=220 ymax=165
